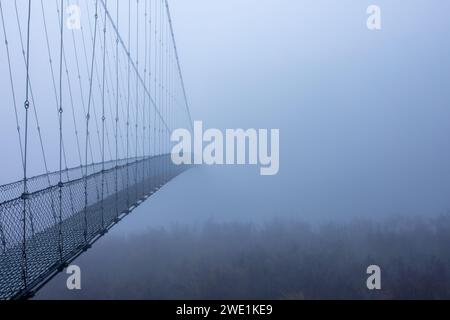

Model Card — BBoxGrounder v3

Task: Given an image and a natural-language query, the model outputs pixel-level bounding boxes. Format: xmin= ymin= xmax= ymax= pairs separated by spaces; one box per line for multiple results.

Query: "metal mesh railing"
xmin=0 ymin=155 xmax=187 ymax=299
xmin=0 ymin=157 xmax=147 ymax=205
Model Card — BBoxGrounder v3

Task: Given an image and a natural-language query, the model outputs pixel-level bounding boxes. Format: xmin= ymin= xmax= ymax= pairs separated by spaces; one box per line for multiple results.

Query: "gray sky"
xmin=161 ymin=0 xmax=450 ymax=221
xmin=21 ymin=0 xmax=450 ymax=299
xmin=1 ymin=0 xmax=450 ymax=223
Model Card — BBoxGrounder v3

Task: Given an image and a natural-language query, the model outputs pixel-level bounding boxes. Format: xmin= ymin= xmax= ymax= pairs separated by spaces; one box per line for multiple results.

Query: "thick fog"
xmin=2 ymin=0 xmax=450 ymax=299
xmin=1 ymin=0 xmax=450 ymax=224
xmin=146 ymin=0 xmax=450 ymax=224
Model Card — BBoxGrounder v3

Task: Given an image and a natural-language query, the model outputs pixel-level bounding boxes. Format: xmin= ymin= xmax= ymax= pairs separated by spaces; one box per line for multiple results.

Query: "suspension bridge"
xmin=0 ymin=0 xmax=193 ymax=299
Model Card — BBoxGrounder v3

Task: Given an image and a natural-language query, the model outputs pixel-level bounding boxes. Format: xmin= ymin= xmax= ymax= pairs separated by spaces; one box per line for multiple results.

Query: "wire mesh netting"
xmin=0 ymin=155 xmax=187 ymax=299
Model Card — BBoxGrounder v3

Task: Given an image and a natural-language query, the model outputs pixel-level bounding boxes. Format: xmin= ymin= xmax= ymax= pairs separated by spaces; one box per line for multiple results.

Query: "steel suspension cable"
xmin=14 ymin=0 xmax=52 ymax=192
xmin=98 ymin=8 xmax=126 ymax=165
xmin=69 ymin=8 xmax=97 ymax=176
xmin=147 ymin=0 xmax=153 ymax=188
xmin=135 ymin=0 xmax=139 ymax=198
xmin=153 ymin=0 xmax=158 ymax=183
xmin=166 ymin=3 xmax=170 ymax=179
xmin=0 ymin=1 xmax=13 ymax=250
xmin=126 ymin=0 xmax=131 ymax=209
xmin=84 ymin=0 xmax=99 ymax=244
xmin=21 ymin=0 xmax=32 ymax=291
xmin=100 ymin=0 xmax=108 ymax=230
xmin=0 ymin=0 xmax=24 ymax=170
xmin=90 ymin=10 xmax=119 ymax=171
xmin=53 ymin=0 xmax=77 ymax=219
xmin=76 ymin=0 xmax=100 ymax=171
xmin=98 ymin=0 xmax=170 ymax=132
xmin=134 ymin=0 xmax=140 ymax=199
xmin=164 ymin=0 xmax=193 ymax=131
xmin=105 ymin=25 xmax=128 ymax=162
xmin=115 ymin=0 xmax=119 ymax=218
xmin=84 ymin=0 xmax=113 ymax=163
xmin=143 ymin=0 xmax=148 ymax=195
xmin=78 ymin=0 xmax=107 ymax=201
xmin=52 ymin=0 xmax=84 ymax=170
xmin=166 ymin=6 xmax=169 ymax=180
xmin=88 ymin=9 xmax=115 ymax=168
xmin=40 ymin=0 xmax=70 ymax=172
xmin=57 ymin=0 xmax=65 ymax=262
xmin=163 ymin=0 xmax=167 ymax=182
xmin=39 ymin=0 xmax=67 ymax=225
xmin=147 ymin=0 xmax=153 ymax=178
xmin=159 ymin=0 xmax=163 ymax=185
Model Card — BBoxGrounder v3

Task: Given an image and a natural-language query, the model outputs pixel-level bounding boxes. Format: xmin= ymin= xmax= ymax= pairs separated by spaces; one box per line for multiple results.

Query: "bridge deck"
xmin=0 ymin=155 xmax=186 ymax=299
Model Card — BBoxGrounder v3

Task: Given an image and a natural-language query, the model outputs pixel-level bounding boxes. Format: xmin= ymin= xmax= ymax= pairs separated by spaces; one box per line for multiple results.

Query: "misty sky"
xmin=1 ymin=0 xmax=450 ymax=225
xmin=5 ymin=0 xmax=445 ymax=300
xmin=153 ymin=0 xmax=450 ymax=223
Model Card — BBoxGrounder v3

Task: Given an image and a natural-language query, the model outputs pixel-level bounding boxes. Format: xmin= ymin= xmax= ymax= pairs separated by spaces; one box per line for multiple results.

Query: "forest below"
xmin=37 ymin=214 xmax=450 ymax=300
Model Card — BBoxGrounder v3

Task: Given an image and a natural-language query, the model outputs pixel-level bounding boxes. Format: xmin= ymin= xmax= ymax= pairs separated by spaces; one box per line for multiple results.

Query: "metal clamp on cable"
xmin=57 ymin=262 xmax=69 ymax=272
xmin=21 ymin=192 xmax=31 ymax=200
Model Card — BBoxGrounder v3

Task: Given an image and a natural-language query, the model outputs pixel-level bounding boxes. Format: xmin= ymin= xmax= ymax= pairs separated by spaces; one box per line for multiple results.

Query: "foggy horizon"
xmin=1 ymin=0 xmax=450 ymax=302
